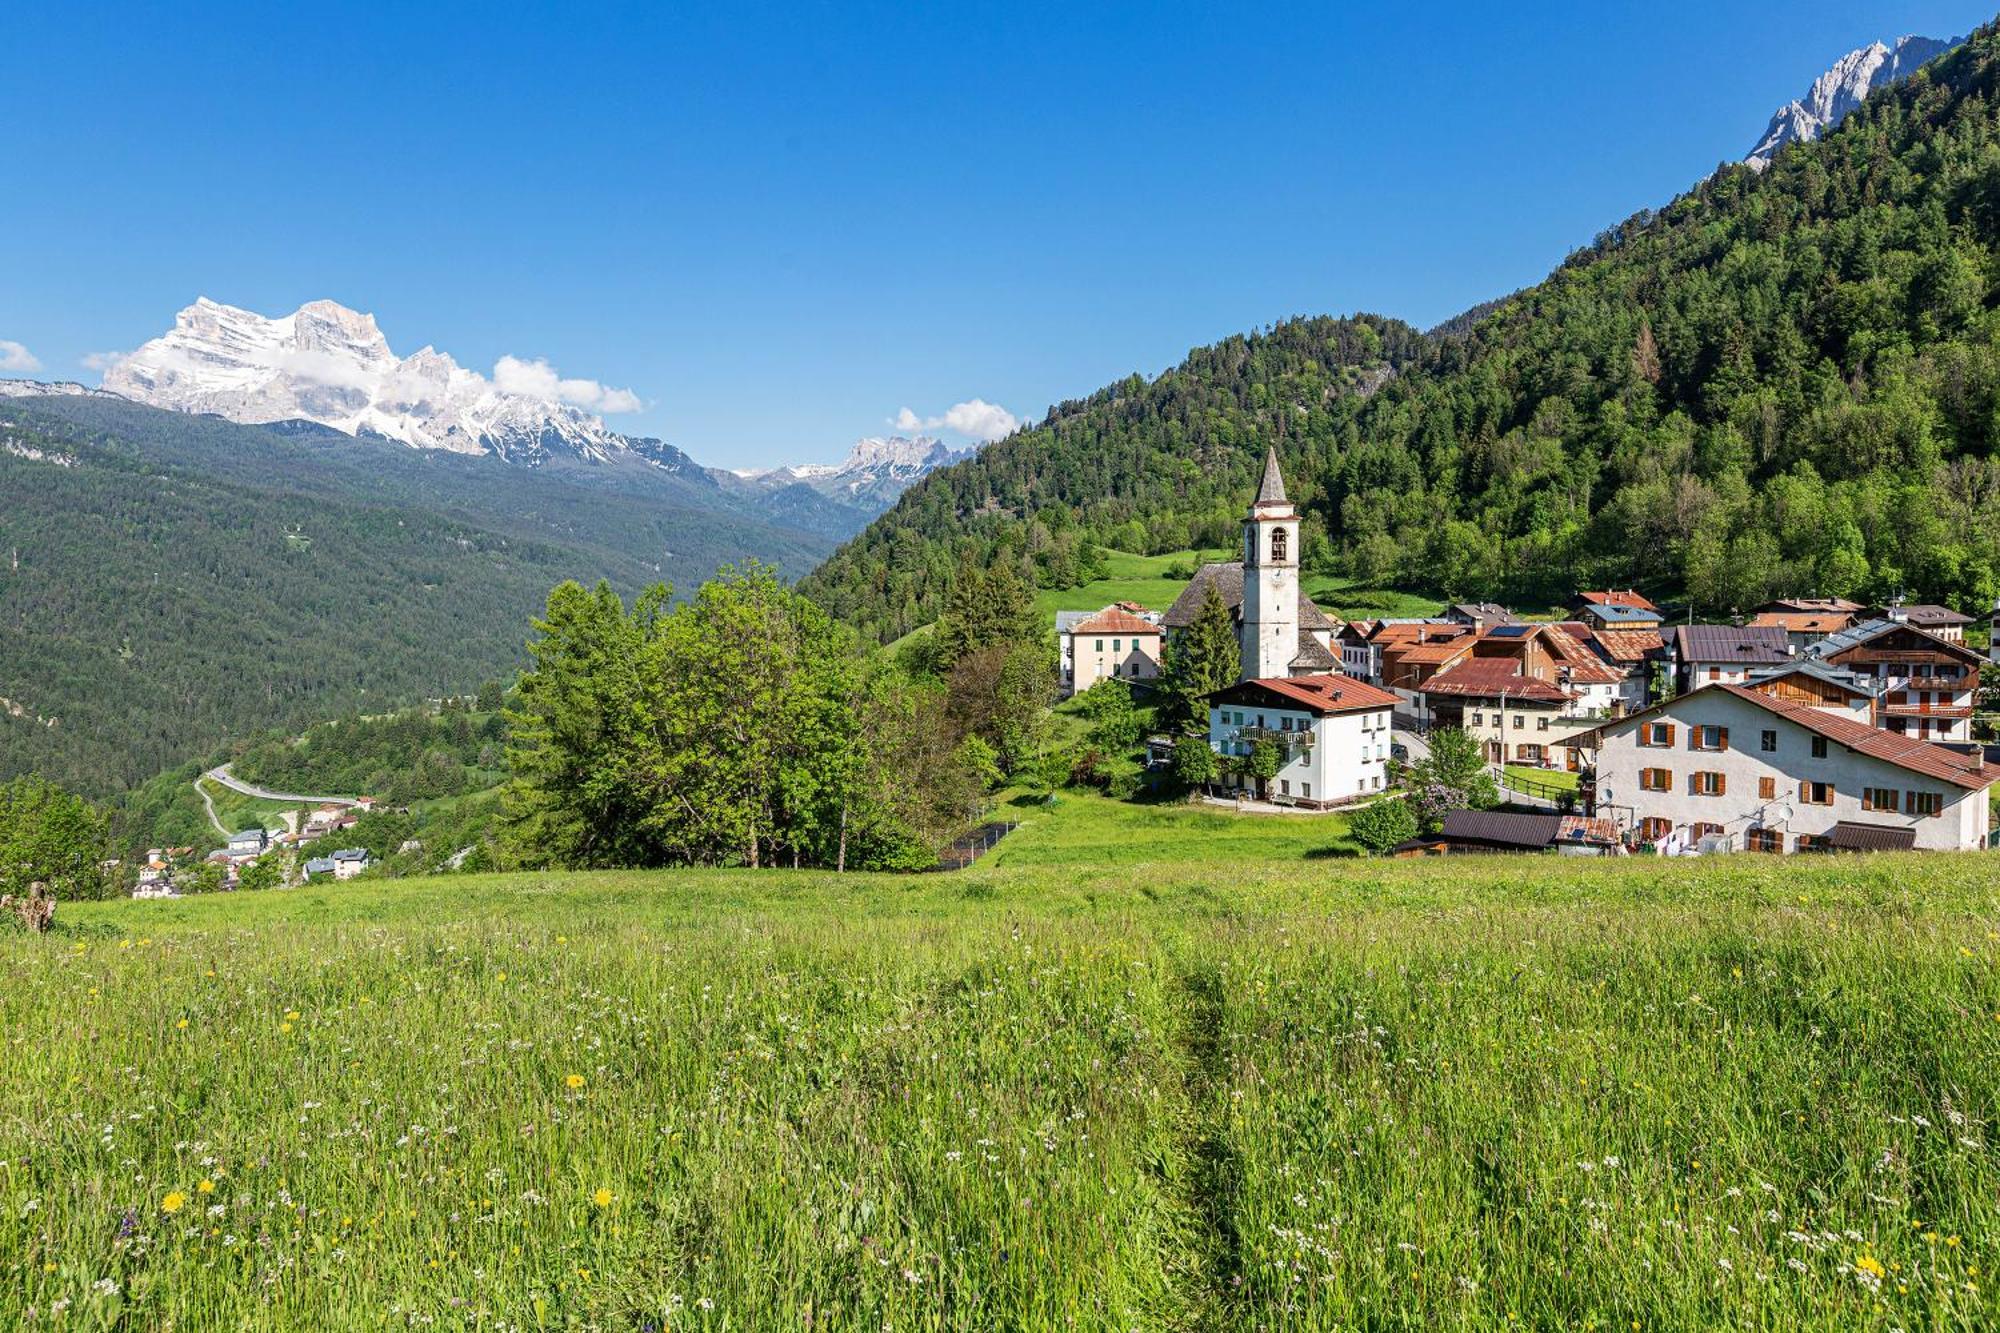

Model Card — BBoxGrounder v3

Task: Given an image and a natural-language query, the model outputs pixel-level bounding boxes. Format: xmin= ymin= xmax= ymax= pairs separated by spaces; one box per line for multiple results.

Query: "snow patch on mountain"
xmin=103 ymin=298 xmax=664 ymax=468
xmin=1746 ymin=34 xmax=1959 ymax=169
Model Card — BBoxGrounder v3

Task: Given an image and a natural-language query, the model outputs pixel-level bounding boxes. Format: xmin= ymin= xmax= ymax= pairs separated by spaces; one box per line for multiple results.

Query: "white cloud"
xmin=891 ymin=397 xmax=1019 ymax=443
xmin=0 ymin=340 xmax=42 ymax=373
xmin=493 ymin=354 xmax=642 ymax=414
xmin=81 ymin=350 xmax=131 ymax=373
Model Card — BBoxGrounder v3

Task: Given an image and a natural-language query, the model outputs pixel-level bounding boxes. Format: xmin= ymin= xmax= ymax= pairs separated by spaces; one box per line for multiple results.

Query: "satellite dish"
xmin=1769 ymin=803 xmax=1795 ymax=823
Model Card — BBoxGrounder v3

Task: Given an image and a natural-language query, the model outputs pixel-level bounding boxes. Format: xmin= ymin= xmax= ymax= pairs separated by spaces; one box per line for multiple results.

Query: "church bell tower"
xmin=1240 ymin=445 xmax=1298 ymax=680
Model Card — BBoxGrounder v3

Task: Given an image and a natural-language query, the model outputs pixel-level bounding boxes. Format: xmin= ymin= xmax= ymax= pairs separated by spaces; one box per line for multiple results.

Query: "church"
xmin=1169 ymin=448 xmax=1400 ymax=809
xmin=1161 ymin=446 xmax=1342 ymax=679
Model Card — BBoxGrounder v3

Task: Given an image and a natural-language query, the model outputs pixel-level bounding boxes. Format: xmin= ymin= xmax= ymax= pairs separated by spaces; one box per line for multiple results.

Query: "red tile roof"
xmin=1713 ymin=685 xmax=1997 ymax=789
xmin=1069 ymin=608 xmax=1160 ymax=636
xmin=1587 ymin=628 xmax=1666 ymax=662
xmin=1576 ymin=589 xmax=1661 ymax=612
xmin=1419 ymin=658 xmax=1573 ymax=703
xmin=1218 ymin=673 xmax=1400 ymax=715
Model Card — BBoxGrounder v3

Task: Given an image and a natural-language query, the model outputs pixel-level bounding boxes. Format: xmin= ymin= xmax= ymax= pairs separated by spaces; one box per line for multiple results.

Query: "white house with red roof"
xmin=1206 ymin=674 xmax=1398 ymax=809
xmin=1565 ymin=683 xmax=1997 ymax=854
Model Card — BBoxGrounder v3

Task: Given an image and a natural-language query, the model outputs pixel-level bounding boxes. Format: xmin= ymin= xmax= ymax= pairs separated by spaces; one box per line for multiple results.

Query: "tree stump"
xmin=2 ymin=881 xmax=55 ymax=933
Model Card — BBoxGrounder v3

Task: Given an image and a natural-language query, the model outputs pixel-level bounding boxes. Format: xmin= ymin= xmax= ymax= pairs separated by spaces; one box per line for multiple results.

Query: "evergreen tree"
xmin=1160 ymin=584 xmax=1239 ymax=731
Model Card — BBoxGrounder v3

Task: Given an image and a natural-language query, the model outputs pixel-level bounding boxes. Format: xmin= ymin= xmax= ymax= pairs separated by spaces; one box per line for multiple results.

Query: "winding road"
xmin=196 ymin=765 xmax=364 ymax=838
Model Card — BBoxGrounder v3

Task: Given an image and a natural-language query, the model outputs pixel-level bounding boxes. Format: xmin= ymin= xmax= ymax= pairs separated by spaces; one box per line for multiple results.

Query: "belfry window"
xmin=1270 ymin=526 xmax=1288 ymax=563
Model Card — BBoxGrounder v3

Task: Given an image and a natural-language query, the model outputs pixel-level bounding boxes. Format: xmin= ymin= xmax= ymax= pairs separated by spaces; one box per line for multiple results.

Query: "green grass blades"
xmin=3 ymin=810 xmax=1999 ymax=1327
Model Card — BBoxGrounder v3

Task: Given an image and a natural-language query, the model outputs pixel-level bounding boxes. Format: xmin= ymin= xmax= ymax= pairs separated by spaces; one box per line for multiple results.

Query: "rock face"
xmin=104 ymin=298 xmax=689 ymax=469
xmin=1746 ymin=34 xmax=1959 ymax=169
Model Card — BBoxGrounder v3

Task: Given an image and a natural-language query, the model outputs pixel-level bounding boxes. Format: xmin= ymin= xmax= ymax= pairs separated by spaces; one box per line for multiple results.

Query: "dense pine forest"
xmin=0 ymin=400 xmax=838 ymax=796
xmin=805 ymin=24 xmax=2000 ymax=642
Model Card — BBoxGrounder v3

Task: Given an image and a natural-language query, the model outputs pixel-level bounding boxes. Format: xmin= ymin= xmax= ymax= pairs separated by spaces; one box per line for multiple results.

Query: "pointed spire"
xmin=1255 ymin=445 xmax=1287 ymax=505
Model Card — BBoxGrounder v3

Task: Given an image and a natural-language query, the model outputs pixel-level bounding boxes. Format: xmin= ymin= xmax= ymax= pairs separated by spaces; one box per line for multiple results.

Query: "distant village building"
xmin=1161 ymin=448 xmax=1341 ymax=682
xmin=226 ymin=828 xmax=268 ymax=858
xmin=1568 ymin=590 xmax=1663 ymax=632
xmin=1057 ymin=605 xmax=1162 ymax=698
xmin=1867 ymin=602 xmax=1972 ymax=643
xmin=1746 ymin=597 xmax=1862 ymax=651
xmin=330 ymin=848 xmax=371 ymax=880
xmin=1565 ymin=684 xmax=1997 ymax=854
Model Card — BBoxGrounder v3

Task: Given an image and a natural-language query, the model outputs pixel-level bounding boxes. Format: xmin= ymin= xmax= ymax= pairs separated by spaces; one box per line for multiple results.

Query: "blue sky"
xmin=2 ymin=0 xmax=1994 ymax=468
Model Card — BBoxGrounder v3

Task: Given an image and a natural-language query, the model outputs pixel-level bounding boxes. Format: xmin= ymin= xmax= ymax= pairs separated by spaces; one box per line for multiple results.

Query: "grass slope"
xmin=5 ymin=796 xmax=1998 ymax=1328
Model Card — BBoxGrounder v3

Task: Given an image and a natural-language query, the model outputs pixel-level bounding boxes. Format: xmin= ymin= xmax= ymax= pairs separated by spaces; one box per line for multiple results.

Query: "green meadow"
xmin=1034 ymin=547 xmax=1449 ymax=626
xmin=4 ymin=793 xmax=1999 ymax=1329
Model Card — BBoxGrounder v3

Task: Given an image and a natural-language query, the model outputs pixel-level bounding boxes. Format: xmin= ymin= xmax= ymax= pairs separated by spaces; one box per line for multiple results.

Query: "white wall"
xmin=1063 ymin=631 xmax=1160 ymax=698
xmin=1587 ymin=690 xmax=1990 ymax=853
xmin=1208 ymin=701 xmax=1392 ymax=807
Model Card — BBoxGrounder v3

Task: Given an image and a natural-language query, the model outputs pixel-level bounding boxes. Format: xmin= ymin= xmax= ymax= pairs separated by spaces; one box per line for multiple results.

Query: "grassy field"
xmin=1505 ymin=765 xmax=1581 ymax=794
xmin=5 ymin=794 xmax=2000 ymax=1328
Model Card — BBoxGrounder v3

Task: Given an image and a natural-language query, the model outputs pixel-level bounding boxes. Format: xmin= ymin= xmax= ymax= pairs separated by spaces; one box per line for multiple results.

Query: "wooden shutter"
xmin=1716 ymin=727 xmax=1729 ymax=752
xmin=1798 ymin=779 xmax=1808 ymax=803
xmin=1759 ymin=777 xmax=1775 ymax=800
xmin=1662 ymin=723 xmax=1676 ymax=747
xmin=1716 ymin=772 xmax=1727 ymax=796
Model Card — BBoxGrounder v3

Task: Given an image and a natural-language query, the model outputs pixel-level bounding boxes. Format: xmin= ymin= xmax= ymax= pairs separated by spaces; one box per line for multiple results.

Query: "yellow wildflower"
xmin=566 ymin=1073 xmax=586 ymax=1090
xmin=1855 ymin=1255 xmax=1884 ymax=1279
xmin=196 ymin=1179 xmax=215 ymax=1194
xmin=162 ymin=1190 xmax=187 ymax=1214
xmin=593 ymin=1187 xmax=614 ymax=1208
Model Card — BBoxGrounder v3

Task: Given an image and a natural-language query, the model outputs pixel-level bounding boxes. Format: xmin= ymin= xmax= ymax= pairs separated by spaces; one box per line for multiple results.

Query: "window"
xmin=1862 ymin=787 xmax=1899 ymax=813
xmin=1747 ymin=828 xmax=1781 ymax=853
xmin=1270 ymin=527 xmax=1288 ymax=563
xmin=1095 ymin=639 xmax=1104 ymax=652
xmin=1799 ymin=780 xmax=1833 ymax=806
xmin=1641 ymin=722 xmax=1676 ymax=748
xmin=1537 ymin=716 xmax=1549 ymax=732
xmin=1758 ymin=777 xmax=1776 ymax=800
xmin=1810 ymin=736 xmax=1828 ymax=759
xmin=1640 ymin=767 xmax=1672 ymax=792
xmin=1280 ymin=780 xmax=1290 ymax=796
xmin=1472 ymin=712 xmax=1483 ymax=726
xmin=1518 ymin=744 xmax=1542 ymax=763
xmin=1760 ymin=730 xmax=1777 ymax=753
xmin=1301 ymin=784 xmax=1310 ymax=800
xmin=1691 ymin=725 xmax=1729 ymax=752
xmin=1690 ymin=822 xmax=1723 ymax=841
xmin=1691 ymin=771 xmax=1725 ymax=797
xmin=1638 ymin=817 xmax=1672 ymax=842
xmin=1513 ymin=715 xmax=1525 ymax=729
xmin=1112 ymin=638 xmax=1122 ymax=653
xmin=1707 ymin=668 xmax=1721 ymax=682
xmin=1795 ymin=834 xmax=1831 ymax=853
xmin=1906 ymin=790 xmax=1944 ymax=818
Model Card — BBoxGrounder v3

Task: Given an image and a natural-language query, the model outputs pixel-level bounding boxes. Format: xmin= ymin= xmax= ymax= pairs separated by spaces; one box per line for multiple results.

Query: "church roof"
xmin=1255 ymin=446 xmax=1288 ymax=505
xmin=1289 ymin=633 xmax=1339 ymax=671
xmin=1161 ymin=562 xmax=1339 ymax=631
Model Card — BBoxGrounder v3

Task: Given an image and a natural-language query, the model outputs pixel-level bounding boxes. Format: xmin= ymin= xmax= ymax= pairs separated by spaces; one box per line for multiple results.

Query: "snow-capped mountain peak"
xmin=734 ymin=434 xmax=972 ymax=508
xmin=1746 ymin=34 xmax=1959 ymax=169
xmin=104 ymin=298 xmax=647 ymax=466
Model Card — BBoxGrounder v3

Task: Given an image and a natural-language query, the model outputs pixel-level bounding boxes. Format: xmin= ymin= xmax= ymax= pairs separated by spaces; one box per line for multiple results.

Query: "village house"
xmin=303 ymin=856 xmax=337 ymax=881
xmin=1797 ymin=618 xmax=1986 ymax=744
xmin=1568 ymin=591 xmax=1665 ymax=635
xmin=1205 ymin=674 xmax=1397 ymax=808
xmin=226 ymin=827 xmax=268 ymax=859
xmin=1666 ymin=624 xmax=1792 ymax=693
xmin=1161 ymin=448 xmax=1342 ymax=681
xmin=1057 ymin=604 xmax=1162 ymax=699
xmin=1866 ymin=602 xmax=1973 ymax=643
xmin=1746 ymin=596 xmax=1862 ymax=651
xmin=1564 ymin=684 xmax=1997 ymax=854
xmin=331 ymin=848 xmax=372 ymax=880
xmin=1442 ymin=602 xmax=1519 ymax=632
xmin=1402 ymin=622 xmax=1632 ymax=763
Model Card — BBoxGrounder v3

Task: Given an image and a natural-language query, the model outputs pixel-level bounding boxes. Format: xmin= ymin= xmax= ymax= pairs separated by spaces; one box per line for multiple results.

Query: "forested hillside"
xmin=0 ymin=399 xmax=840 ymax=795
xmin=806 ymin=23 xmax=2000 ymax=640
